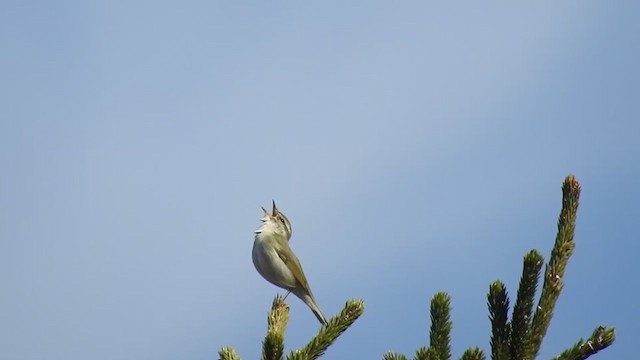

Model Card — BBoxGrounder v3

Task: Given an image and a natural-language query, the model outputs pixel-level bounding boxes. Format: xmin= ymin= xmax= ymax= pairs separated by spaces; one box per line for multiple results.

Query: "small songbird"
xmin=252 ymin=201 xmax=328 ymax=325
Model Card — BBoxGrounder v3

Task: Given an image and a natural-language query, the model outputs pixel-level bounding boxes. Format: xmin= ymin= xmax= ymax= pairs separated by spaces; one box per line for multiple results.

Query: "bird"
xmin=252 ymin=201 xmax=328 ymax=325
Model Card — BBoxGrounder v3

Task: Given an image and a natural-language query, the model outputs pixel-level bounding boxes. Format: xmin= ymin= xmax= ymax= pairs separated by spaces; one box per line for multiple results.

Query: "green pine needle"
xmin=383 ymin=353 xmax=409 ymax=360
xmin=551 ymin=326 xmax=615 ymax=360
xmin=262 ymin=295 xmax=289 ymax=360
xmin=287 ymin=299 xmax=364 ymax=360
xmin=430 ymin=292 xmax=452 ymax=360
xmin=263 ymin=333 xmax=285 ymax=360
xmin=530 ymin=176 xmax=580 ymax=358
xmin=459 ymin=347 xmax=485 ymax=360
xmin=219 ymin=346 xmax=241 ymax=360
xmin=510 ymin=250 xmax=543 ymax=360
xmin=487 ymin=281 xmax=510 ymax=360
xmin=415 ymin=346 xmax=438 ymax=360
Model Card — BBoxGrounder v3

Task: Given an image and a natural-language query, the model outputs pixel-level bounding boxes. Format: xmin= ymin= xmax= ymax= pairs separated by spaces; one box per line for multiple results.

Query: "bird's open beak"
xmin=261 ymin=206 xmax=271 ymax=220
xmin=272 ymin=200 xmax=278 ymax=216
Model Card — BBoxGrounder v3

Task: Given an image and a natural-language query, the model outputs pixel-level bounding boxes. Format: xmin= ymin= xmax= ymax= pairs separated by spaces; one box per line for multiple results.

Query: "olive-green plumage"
xmin=252 ymin=201 xmax=327 ymax=325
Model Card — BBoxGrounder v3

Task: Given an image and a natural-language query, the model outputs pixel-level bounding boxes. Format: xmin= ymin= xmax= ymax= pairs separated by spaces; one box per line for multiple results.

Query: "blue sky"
xmin=1 ymin=1 xmax=638 ymax=359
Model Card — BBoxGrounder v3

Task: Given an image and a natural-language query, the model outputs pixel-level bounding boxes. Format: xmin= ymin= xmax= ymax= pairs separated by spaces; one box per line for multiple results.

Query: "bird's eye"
xmin=279 ymin=217 xmax=286 ymax=224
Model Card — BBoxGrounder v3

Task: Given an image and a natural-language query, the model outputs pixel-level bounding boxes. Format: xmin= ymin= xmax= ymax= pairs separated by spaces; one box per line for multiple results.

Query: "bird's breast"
xmin=252 ymin=235 xmax=297 ymax=289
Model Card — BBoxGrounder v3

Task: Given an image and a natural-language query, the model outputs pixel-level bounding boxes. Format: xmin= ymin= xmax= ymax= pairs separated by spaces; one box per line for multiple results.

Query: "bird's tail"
xmin=295 ymin=290 xmax=328 ymax=325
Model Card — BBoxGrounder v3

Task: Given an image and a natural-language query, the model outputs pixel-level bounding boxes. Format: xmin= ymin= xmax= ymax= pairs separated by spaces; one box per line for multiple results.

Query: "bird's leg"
xmin=283 ymin=291 xmax=291 ymax=300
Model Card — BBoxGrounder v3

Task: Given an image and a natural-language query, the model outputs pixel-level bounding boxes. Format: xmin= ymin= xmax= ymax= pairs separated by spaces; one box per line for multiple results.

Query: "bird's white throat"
xmin=254 ymin=218 xmax=279 ymax=236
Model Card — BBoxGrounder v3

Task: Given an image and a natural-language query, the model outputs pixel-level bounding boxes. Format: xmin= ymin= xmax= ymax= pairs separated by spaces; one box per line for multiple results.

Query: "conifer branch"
xmin=221 ymin=296 xmax=362 ymax=360
xmin=551 ymin=326 xmax=615 ymax=360
xmin=459 ymin=347 xmax=485 ymax=360
xmin=382 ymin=293 xmax=459 ymax=360
xmin=510 ymin=250 xmax=543 ymax=360
xmin=383 ymin=353 xmax=409 ymax=360
xmin=287 ymin=299 xmax=364 ymax=360
xmin=219 ymin=346 xmax=241 ymax=360
xmin=487 ymin=281 xmax=510 ymax=360
xmin=429 ymin=292 xmax=452 ymax=360
xmin=415 ymin=346 xmax=438 ymax=360
xmin=530 ymin=176 xmax=580 ymax=358
xmin=262 ymin=295 xmax=289 ymax=360
xmin=221 ymin=175 xmax=614 ymax=360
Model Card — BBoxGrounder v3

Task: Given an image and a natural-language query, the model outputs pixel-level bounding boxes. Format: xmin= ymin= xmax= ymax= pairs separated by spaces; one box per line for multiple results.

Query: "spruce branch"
xmin=487 ymin=281 xmax=510 ymax=360
xmin=429 ymin=292 xmax=452 ymax=360
xmin=459 ymin=347 xmax=485 ymax=360
xmin=219 ymin=346 xmax=241 ymax=360
xmin=383 ymin=353 xmax=409 ymax=360
xmin=551 ymin=326 xmax=615 ymax=360
xmin=530 ymin=175 xmax=580 ymax=358
xmin=383 ymin=293 xmax=460 ymax=360
xmin=510 ymin=250 xmax=543 ymax=360
xmin=221 ymin=175 xmax=614 ymax=360
xmin=263 ymin=333 xmax=285 ymax=360
xmin=221 ymin=296 xmax=362 ymax=360
xmin=287 ymin=299 xmax=364 ymax=360
xmin=262 ymin=295 xmax=289 ymax=360
xmin=415 ymin=346 xmax=438 ymax=360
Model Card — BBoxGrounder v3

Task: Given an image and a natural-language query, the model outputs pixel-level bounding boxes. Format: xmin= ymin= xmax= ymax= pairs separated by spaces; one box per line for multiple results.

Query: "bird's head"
xmin=255 ymin=200 xmax=292 ymax=240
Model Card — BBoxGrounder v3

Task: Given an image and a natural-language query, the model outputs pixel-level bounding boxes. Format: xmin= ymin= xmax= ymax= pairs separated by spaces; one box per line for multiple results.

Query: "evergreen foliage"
xmin=510 ymin=250 xmax=543 ymax=360
xmin=429 ymin=293 xmax=452 ymax=360
xmin=487 ymin=281 xmax=509 ymax=360
xmin=459 ymin=348 xmax=486 ymax=360
xmin=220 ymin=296 xmax=364 ymax=360
xmin=550 ymin=326 xmax=615 ymax=360
xmin=384 ymin=292 xmax=486 ymax=360
xmin=219 ymin=176 xmax=614 ymax=359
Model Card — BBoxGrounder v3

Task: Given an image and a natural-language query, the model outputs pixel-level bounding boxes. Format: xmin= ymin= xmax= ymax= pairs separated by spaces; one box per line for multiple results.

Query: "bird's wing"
xmin=275 ymin=244 xmax=311 ymax=292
